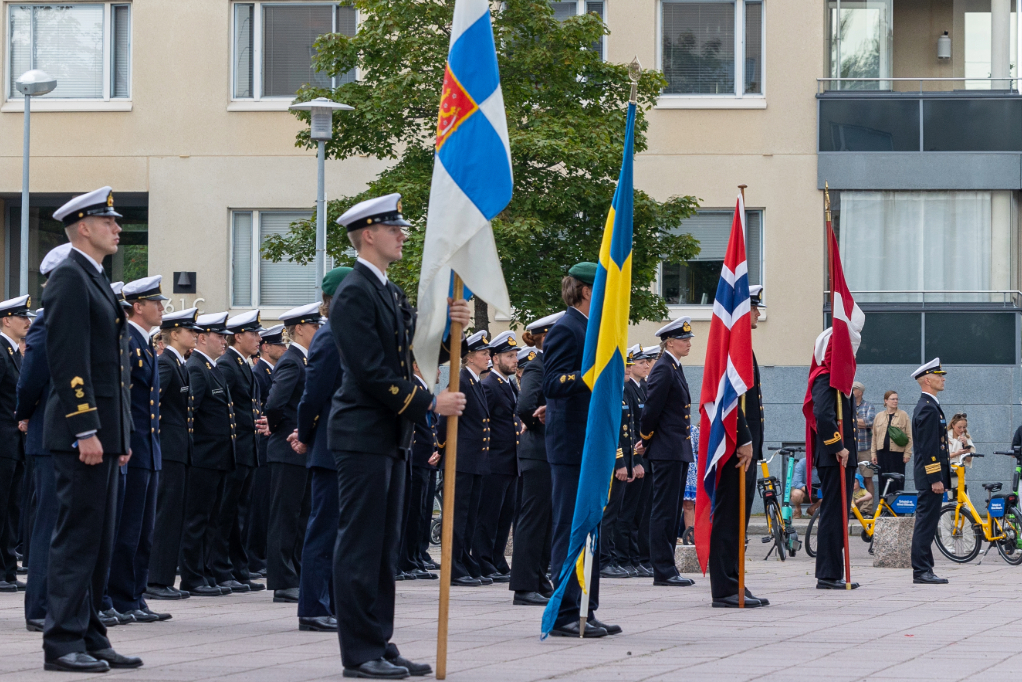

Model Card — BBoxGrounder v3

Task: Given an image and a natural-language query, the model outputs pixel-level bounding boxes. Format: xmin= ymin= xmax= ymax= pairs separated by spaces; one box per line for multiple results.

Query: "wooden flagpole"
xmin=737 ymin=184 xmax=748 ymax=608
xmin=825 ymin=185 xmax=853 ymax=590
xmin=436 ymin=274 xmax=463 ymax=680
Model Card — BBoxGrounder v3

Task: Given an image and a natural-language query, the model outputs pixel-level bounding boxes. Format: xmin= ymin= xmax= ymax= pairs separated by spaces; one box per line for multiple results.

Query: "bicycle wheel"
xmin=935 ymin=503 xmax=982 ymax=563
xmin=805 ymin=509 xmax=819 ymax=558
xmin=430 ymin=517 xmax=442 ymax=546
xmin=768 ymin=504 xmax=786 ymax=561
xmin=996 ymin=506 xmax=1022 ymax=566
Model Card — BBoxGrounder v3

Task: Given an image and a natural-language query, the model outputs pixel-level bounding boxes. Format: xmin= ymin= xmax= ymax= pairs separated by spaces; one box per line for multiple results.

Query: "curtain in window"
xmin=232 ymin=213 xmax=254 ymax=308
xmin=112 ymin=5 xmax=131 ymax=98
xmin=9 ymin=4 xmax=104 ymax=99
xmin=839 ymin=191 xmax=1011 ymax=303
xmin=259 ymin=212 xmax=318 ymax=306
xmin=262 ymin=5 xmax=333 ymax=97
xmin=662 ymin=1 xmax=735 ymax=95
xmin=234 ymin=4 xmax=255 ymax=98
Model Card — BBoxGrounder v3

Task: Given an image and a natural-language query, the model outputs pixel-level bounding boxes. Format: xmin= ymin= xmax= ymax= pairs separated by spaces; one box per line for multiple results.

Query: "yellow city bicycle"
xmin=934 ymin=453 xmax=1022 ymax=565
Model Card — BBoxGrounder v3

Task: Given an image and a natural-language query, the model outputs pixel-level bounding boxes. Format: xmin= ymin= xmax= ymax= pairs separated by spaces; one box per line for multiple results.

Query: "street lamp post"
xmin=289 ymin=97 xmax=354 ymax=294
xmin=15 ymin=70 xmax=56 ymax=297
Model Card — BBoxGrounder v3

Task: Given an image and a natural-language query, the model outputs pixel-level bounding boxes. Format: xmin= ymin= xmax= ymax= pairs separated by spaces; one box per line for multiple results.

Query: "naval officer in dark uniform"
xmin=399 ymin=360 xmax=440 ymax=580
xmin=264 ymin=302 xmax=320 ymax=603
xmin=291 ymin=267 xmax=351 ymax=632
xmin=910 ymin=359 xmax=951 ymax=585
xmin=331 ymin=194 xmax=468 ymax=679
xmin=43 ymin=187 xmax=140 ymax=673
xmin=146 ymin=307 xmax=198 ymax=600
xmin=0 ymin=295 xmax=29 ymax=595
xmin=106 ymin=276 xmax=168 ymax=623
xmin=509 ymin=312 xmax=561 ymax=605
xmin=247 ymin=325 xmax=285 ymax=576
xmin=543 ymin=262 xmax=619 ymax=638
xmin=616 ymin=345 xmax=653 ymax=576
xmin=639 ymin=317 xmax=696 ymax=588
xmin=212 ymin=310 xmax=266 ymax=594
xmin=179 ymin=313 xmax=237 ymax=596
xmin=599 ymin=350 xmax=635 ymax=579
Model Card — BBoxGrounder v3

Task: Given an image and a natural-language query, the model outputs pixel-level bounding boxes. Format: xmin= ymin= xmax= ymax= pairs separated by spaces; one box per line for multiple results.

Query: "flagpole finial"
xmin=628 ymin=57 xmax=642 ymax=103
xmin=824 ymin=182 xmax=832 ymax=222
xmin=738 ymin=184 xmax=747 ymax=201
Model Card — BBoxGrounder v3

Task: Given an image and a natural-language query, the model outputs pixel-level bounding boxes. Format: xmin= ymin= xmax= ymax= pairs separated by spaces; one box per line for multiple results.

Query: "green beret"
xmin=321 ymin=266 xmax=354 ymax=296
xmin=568 ymin=262 xmax=597 ymax=286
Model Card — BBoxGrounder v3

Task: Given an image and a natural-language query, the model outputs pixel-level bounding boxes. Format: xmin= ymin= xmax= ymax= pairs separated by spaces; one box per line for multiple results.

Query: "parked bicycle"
xmin=758 ymin=447 xmax=804 ymax=560
xmin=934 ymin=451 xmax=1022 ymax=565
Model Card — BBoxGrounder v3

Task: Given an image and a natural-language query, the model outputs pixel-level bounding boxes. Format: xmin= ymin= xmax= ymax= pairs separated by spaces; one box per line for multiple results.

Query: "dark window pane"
xmin=551 ymin=2 xmax=577 ymax=20
xmin=744 ymin=1 xmax=761 ymax=94
xmin=818 ymin=98 xmax=919 ymax=151
xmin=262 ymin=5 xmax=333 ymax=97
xmin=336 ymin=5 xmax=358 ymax=85
xmin=586 ymin=1 xmax=604 ymax=58
xmin=923 ymin=99 xmax=1022 ymax=152
xmin=664 ymin=209 xmax=761 ymax=305
xmin=662 ymin=1 xmax=735 ymax=95
xmin=662 ymin=261 xmax=722 ymax=305
xmin=856 ymin=312 xmax=921 ymax=365
xmin=925 ymin=312 xmax=1016 ymax=364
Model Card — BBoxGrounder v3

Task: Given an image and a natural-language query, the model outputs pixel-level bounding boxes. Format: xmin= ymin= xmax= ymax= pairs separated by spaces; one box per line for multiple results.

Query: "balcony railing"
xmin=817 ymin=78 xmax=1022 ymax=153
xmin=823 ymin=290 xmax=1022 ymax=308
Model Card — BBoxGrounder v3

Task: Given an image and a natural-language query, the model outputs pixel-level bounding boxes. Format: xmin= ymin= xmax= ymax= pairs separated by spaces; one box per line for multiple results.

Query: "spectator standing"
xmin=680 ymin=424 xmax=699 ymax=543
xmin=852 ymin=382 xmax=875 ymax=509
xmin=869 ymin=391 xmax=912 ymax=494
xmin=947 ymin=413 xmax=975 ymax=499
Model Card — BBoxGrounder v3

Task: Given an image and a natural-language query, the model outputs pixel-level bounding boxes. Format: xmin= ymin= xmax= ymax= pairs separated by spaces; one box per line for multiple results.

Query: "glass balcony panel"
xmin=925 ymin=312 xmax=1016 ymax=364
xmin=923 ymin=99 xmax=1022 ymax=151
xmin=818 ymin=98 xmax=919 ymax=151
xmin=856 ymin=312 xmax=921 ymax=365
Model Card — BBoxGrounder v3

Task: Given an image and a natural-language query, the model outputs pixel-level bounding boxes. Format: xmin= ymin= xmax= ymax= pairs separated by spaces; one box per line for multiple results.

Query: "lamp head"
xmin=289 ymin=97 xmax=354 ymax=141
xmin=16 ymin=69 xmax=56 ymax=96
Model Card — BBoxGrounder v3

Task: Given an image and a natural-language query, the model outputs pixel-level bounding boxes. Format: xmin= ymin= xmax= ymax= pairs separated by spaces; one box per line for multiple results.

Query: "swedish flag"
xmin=541 ymin=101 xmax=635 ymax=636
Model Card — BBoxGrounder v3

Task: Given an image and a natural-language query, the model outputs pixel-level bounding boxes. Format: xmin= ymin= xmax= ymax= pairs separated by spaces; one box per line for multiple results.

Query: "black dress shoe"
xmin=12 ymin=579 xmax=26 ymax=590
xmin=251 ymin=568 xmax=267 ymax=577
xmin=44 ymin=652 xmax=111 ymax=673
xmin=477 ymin=575 xmax=493 ymax=585
xmin=244 ymin=581 xmax=267 ymax=591
xmin=588 ymin=617 xmax=622 ymax=635
xmin=0 ymin=580 xmax=16 ymax=592
xmin=488 ymin=572 xmax=511 ymax=583
xmin=89 ymin=648 xmax=143 ymax=669
xmin=26 ymin=618 xmax=44 ymax=632
xmin=745 ymin=588 xmax=769 ymax=606
xmin=816 ymin=579 xmax=860 ymax=590
xmin=187 ymin=585 xmax=224 ymax=597
xmin=394 ymin=572 xmax=405 ymax=581
xmin=653 ymin=575 xmax=695 ymax=587
xmin=451 ymin=576 xmax=481 ymax=587
xmin=549 ymin=621 xmax=608 ymax=638
xmin=139 ymin=606 xmax=172 ymax=621
xmin=299 ymin=616 xmax=338 ymax=632
xmin=600 ymin=565 xmax=630 ymax=579
xmin=98 ymin=612 xmax=119 ymax=627
xmin=273 ymin=587 xmax=300 ymax=603
xmin=100 ymin=608 xmax=135 ymax=624
xmin=145 ymin=585 xmax=185 ymax=600
xmin=17 ymin=565 xmax=28 ymax=574
xmin=636 ymin=565 xmax=654 ymax=578
xmin=712 ymin=594 xmax=764 ymax=608
xmin=218 ymin=585 xmax=233 ymax=595
xmin=913 ymin=571 xmax=949 ymax=584
xmin=342 ymin=657 xmax=409 ymax=678
xmin=127 ymin=608 xmax=160 ymax=623
xmin=513 ymin=591 xmax=549 ymax=606
xmin=220 ymin=580 xmax=251 ymax=593
xmin=410 ymin=569 xmax=438 ymax=580
xmin=622 ymin=565 xmax=638 ymax=577
xmin=386 ymin=655 xmax=431 ymax=677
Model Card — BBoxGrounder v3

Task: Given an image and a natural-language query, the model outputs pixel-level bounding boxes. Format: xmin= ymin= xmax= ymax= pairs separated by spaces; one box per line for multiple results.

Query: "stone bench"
xmin=872 ymin=516 xmax=915 ymax=568
xmin=675 ymin=544 xmax=700 ymax=573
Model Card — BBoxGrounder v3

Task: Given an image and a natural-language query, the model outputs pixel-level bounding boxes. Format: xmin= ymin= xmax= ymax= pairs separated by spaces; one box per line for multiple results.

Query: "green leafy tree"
xmin=263 ymin=0 xmax=700 ymax=327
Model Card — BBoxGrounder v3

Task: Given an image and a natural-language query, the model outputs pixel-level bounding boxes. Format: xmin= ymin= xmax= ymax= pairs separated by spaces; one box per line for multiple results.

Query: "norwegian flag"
xmin=694 ymin=195 xmax=755 ymax=574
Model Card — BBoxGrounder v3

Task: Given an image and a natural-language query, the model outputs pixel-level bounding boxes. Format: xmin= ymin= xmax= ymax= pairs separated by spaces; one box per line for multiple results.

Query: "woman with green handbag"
xmin=870 ymin=391 xmax=913 ymax=493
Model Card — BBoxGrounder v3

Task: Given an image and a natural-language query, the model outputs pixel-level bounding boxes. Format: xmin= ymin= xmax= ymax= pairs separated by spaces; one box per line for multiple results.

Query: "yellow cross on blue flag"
xmin=541 ymin=100 xmax=636 ymax=637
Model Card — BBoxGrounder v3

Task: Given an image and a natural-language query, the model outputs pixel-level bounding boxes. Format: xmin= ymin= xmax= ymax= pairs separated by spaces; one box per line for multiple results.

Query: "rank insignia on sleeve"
xmin=71 ymin=377 xmax=84 ymax=388
xmin=824 ymin=432 xmax=841 ymax=446
xmin=389 ymin=385 xmax=399 ymax=395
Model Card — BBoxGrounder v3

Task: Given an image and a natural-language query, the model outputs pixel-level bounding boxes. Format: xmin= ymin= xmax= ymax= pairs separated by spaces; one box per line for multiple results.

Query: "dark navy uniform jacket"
xmin=157 ymin=348 xmax=192 ymax=465
xmin=439 ymin=367 xmax=490 ymax=476
xmin=912 ymin=392 xmax=952 ymax=489
xmin=410 ymin=374 xmax=439 ymax=469
xmin=16 ymin=310 xmax=47 ymax=457
xmin=624 ymin=378 xmax=647 ymax=471
xmin=542 ymin=307 xmax=590 ymax=467
xmin=265 ymin=344 xmax=307 ymax=467
xmin=516 ymin=353 xmax=546 ymax=464
xmin=735 ymin=353 xmax=764 ymax=460
xmin=217 ymin=347 xmax=259 ymax=468
xmin=810 ymin=373 xmax=856 ymax=467
xmin=126 ymin=322 xmax=161 ymax=471
xmin=0 ymin=333 xmax=23 ymax=462
xmin=297 ymin=326 xmax=342 ymax=472
xmin=639 ymin=352 xmax=693 ymax=463
xmin=482 ymin=370 xmax=520 ymax=477
xmin=616 ymin=388 xmax=633 ymax=476
xmin=187 ymin=351 xmax=236 ymax=471
xmin=253 ymin=358 xmax=273 ymax=466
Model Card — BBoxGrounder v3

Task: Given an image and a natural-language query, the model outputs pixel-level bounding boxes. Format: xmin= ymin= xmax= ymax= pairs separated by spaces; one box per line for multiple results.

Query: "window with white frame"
xmin=661 ymin=210 xmax=762 ymax=305
xmin=7 ymin=3 xmax=131 ymax=100
xmin=233 ymin=2 xmax=356 ymax=101
xmin=661 ymin=0 xmax=762 ymax=96
xmin=551 ymin=1 xmax=606 ymax=59
xmin=231 ymin=211 xmax=333 ymax=307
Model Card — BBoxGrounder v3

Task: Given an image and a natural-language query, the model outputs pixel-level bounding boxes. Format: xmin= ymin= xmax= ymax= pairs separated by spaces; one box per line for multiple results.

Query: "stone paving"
xmin=2 ymin=537 xmax=1021 ymax=681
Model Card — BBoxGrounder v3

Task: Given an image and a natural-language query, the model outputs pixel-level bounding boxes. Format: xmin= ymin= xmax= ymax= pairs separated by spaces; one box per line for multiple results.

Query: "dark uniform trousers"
xmin=43 ymin=453 xmax=118 ymax=659
xmin=648 ymin=460 xmax=688 ymax=581
xmin=212 ymin=464 xmax=255 ymax=584
xmin=0 ymin=458 xmax=24 ymax=582
xmin=247 ymin=448 xmax=270 ymax=574
xmin=615 ymin=465 xmax=650 ymax=567
xmin=549 ymin=463 xmax=599 ymax=626
xmin=25 ymin=454 xmax=55 ymax=620
xmin=509 ymin=460 xmax=552 ymax=592
xmin=107 ymin=468 xmax=158 ymax=612
xmin=149 ymin=461 xmax=188 ymax=587
xmin=912 ymin=488 xmax=943 ymax=577
xmin=179 ymin=467 xmax=228 ymax=591
xmin=815 ymin=464 xmax=854 ymax=581
xmin=418 ymin=470 xmax=438 ymax=566
xmin=298 ymin=466 xmax=338 ymax=617
xmin=19 ymin=456 xmax=32 ymax=568
xmin=267 ymin=463 xmax=311 ymax=590
xmin=708 ymin=459 xmax=757 ymax=598
xmin=451 ymin=472 xmax=484 ymax=579
xmin=399 ymin=465 xmax=431 ymax=572
xmin=334 ymin=451 xmax=403 ymax=669
xmin=600 ymin=474 xmax=628 ymax=566
xmin=473 ymin=473 xmax=516 ymax=576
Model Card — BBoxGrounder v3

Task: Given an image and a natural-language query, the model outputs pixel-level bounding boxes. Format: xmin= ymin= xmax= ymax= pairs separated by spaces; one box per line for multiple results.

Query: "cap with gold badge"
xmin=53 ymin=186 xmax=122 ymax=227
xmin=336 ymin=193 xmax=412 ymax=232
xmin=655 ymin=316 xmax=694 ymax=340
xmin=488 ymin=331 xmax=518 ymax=355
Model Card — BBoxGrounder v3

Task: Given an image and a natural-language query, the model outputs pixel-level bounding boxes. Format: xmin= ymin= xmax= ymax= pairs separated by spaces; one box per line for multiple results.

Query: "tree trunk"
xmin=474 ymin=297 xmax=489 ymax=333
